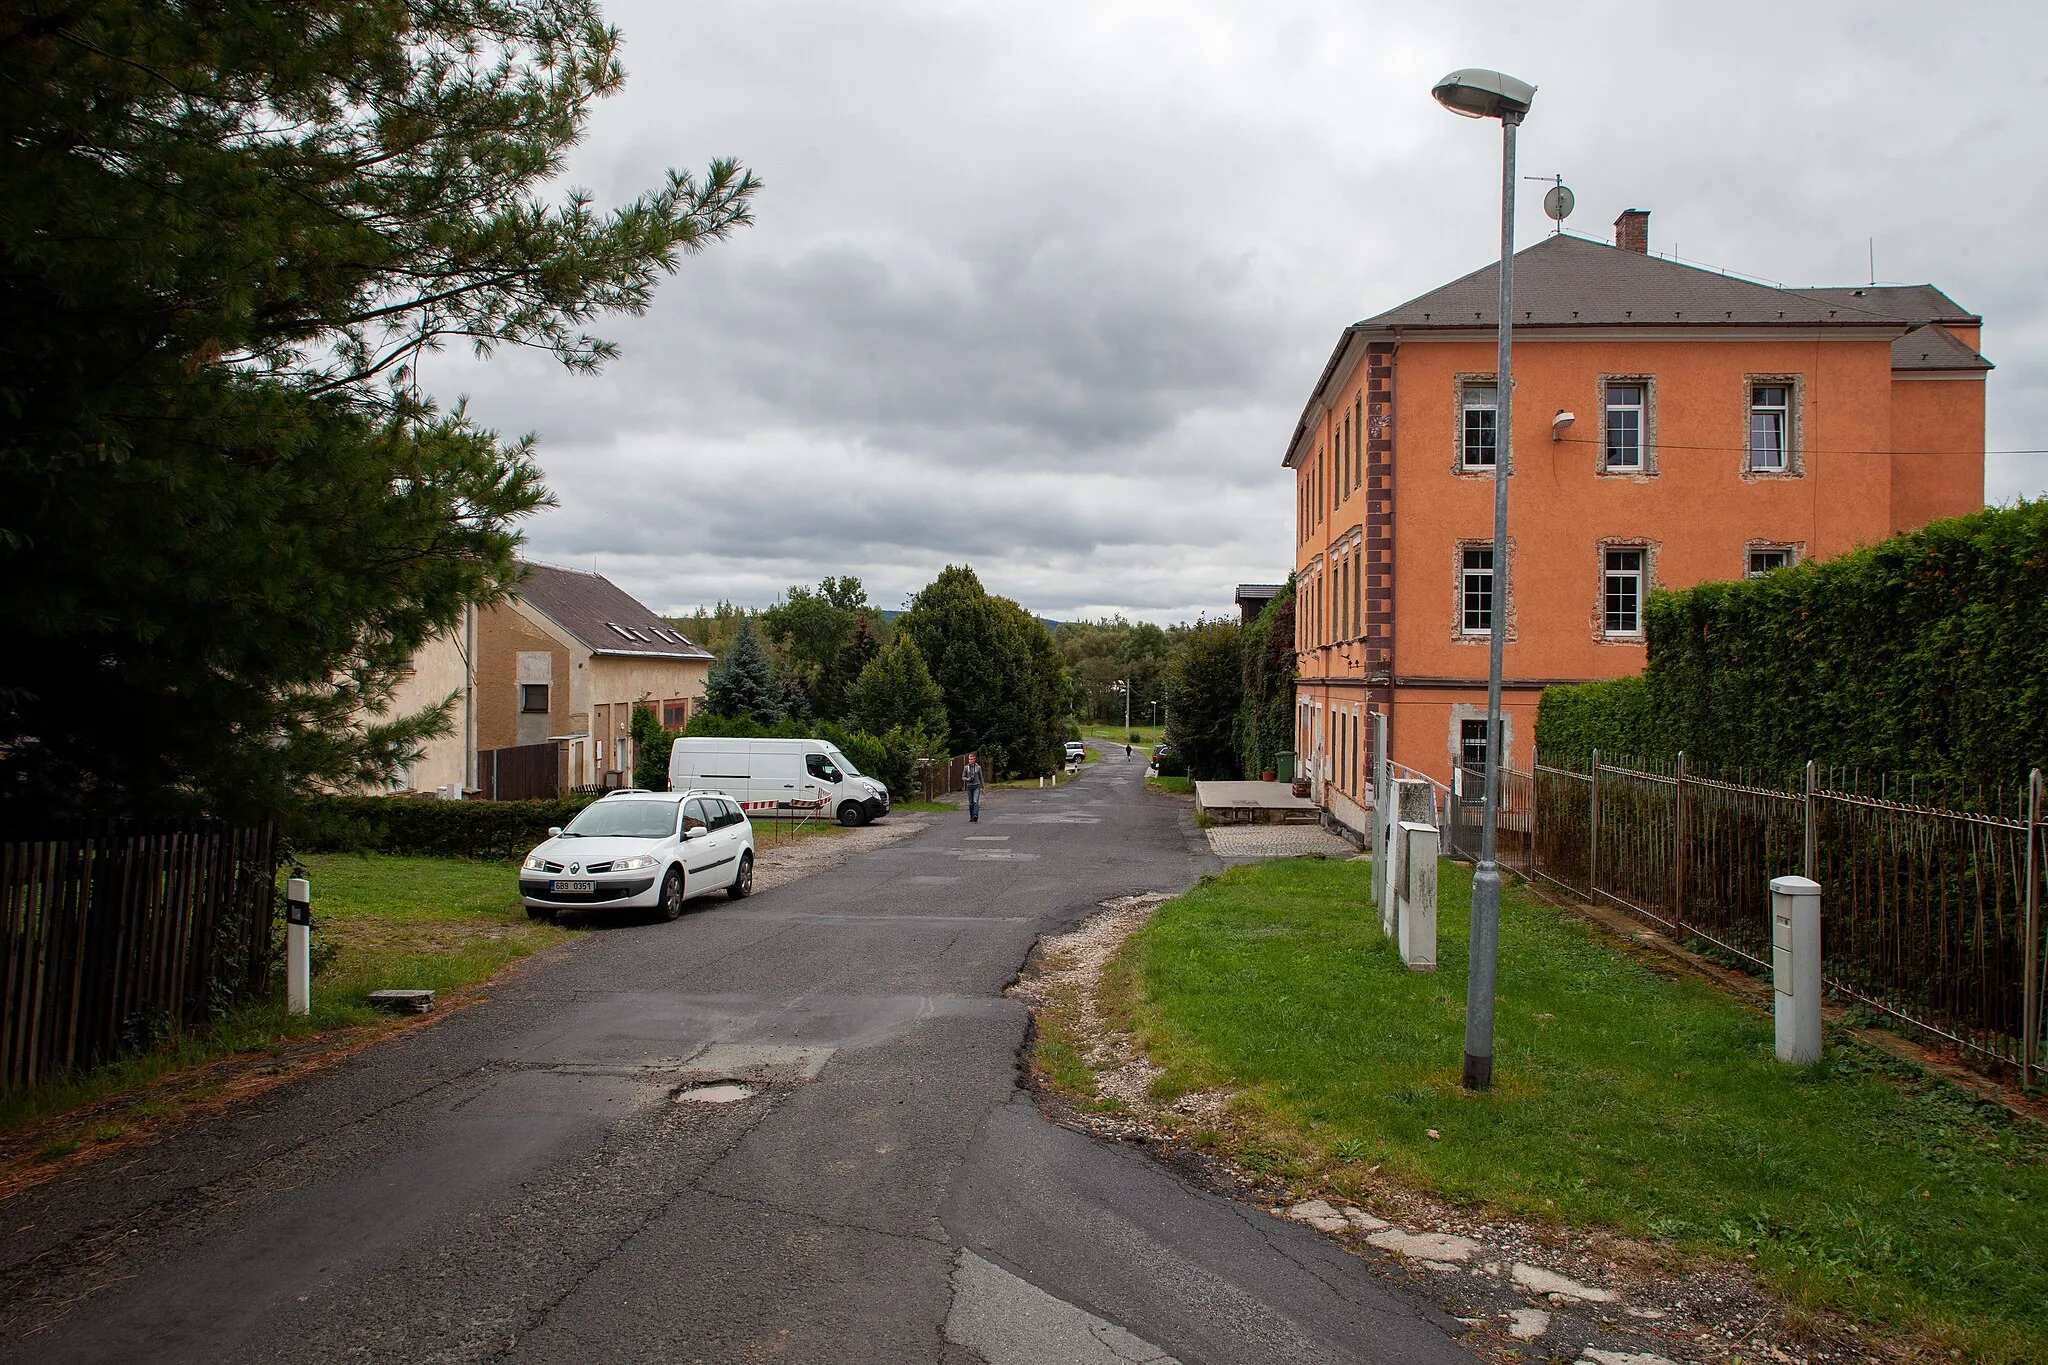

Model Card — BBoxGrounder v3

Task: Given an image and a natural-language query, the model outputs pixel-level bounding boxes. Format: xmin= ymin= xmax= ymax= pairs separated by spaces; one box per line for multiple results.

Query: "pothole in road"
xmin=676 ymin=1081 xmax=754 ymax=1104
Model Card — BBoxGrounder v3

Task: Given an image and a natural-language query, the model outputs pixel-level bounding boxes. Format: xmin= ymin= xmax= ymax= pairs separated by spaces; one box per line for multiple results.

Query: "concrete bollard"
xmin=1397 ymin=822 xmax=1438 ymax=970
xmin=1770 ymin=875 xmax=1822 ymax=1063
xmin=286 ymin=876 xmax=312 ymax=1016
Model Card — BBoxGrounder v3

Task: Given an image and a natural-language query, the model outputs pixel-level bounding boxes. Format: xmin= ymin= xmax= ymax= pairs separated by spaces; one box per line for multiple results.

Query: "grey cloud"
xmin=424 ymin=0 xmax=2048 ymax=622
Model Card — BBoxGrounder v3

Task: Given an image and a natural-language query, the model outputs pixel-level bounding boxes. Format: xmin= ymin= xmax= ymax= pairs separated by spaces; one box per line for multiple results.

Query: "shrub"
xmin=1534 ymin=675 xmax=1660 ymax=766
xmin=283 ymin=793 xmax=597 ymax=860
xmin=1155 ymin=748 xmax=1188 ymax=778
xmin=1533 ymin=502 xmax=2048 ymax=786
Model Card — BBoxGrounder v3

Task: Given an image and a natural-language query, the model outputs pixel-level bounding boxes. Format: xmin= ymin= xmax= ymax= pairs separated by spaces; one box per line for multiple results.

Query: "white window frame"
xmin=1602 ymin=547 xmax=1646 ymax=637
xmin=1459 ymin=544 xmax=1494 ymax=635
xmin=1745 ymin=545 xmax=1796 ymax=578
xmin=1748 ymin=383 xmax=1791 ymax=472
xmin=1604 ymin=382 xmax=1645 ymax=471
xmin=1459 ymin=382 xmax=1499 ymax=471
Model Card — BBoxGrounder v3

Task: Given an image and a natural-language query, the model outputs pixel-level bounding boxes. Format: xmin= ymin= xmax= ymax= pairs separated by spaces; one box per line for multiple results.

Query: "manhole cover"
xmin=677 ymin=1082 xmax=754 ymax=1104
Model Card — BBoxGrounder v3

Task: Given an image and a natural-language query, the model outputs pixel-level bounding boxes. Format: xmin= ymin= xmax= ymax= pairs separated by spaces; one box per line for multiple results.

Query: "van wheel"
xmin=727 ymin=852 xmax=753 ymax=900
xmin=658 ymin=866 xmax=686 ymax=920
xmin=838 ymin=802 xmax=868 ymax=827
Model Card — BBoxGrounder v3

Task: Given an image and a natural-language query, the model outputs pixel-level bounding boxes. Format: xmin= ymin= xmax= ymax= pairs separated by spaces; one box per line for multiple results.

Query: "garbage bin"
xmin=1275 ymin=751 xmax=1295 ymax=782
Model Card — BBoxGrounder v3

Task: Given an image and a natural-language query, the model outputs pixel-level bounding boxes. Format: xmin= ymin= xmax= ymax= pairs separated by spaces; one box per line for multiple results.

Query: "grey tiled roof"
xmin=1357 ymin=234 xmax=1937 ymax=330
xmin=1891 ymin=323 xmax=1994 ymax=372
xmin=513 ymin=562 xmax=714 ymax=660
xmin=1790 ymin=285 xmax=1978 ymax=326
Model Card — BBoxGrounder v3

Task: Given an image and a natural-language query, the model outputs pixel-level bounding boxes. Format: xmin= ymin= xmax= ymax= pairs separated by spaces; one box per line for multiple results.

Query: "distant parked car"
xmin=1063 ymin=741 xmax=1087 ymax=765
xmin=1151 ymin=743 xmax=1174 ymax=766
xmin=520 ymin=790 xmax=753 ymax=923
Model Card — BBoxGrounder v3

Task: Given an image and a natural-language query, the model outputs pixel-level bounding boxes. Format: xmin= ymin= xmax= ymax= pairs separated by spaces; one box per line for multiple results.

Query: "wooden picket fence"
xmin=1 ymin=825 xmax=279 ymax=1093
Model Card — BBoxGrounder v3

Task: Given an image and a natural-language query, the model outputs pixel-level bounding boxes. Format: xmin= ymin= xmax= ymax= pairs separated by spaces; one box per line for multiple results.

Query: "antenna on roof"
xmin=1868 ymin=237 xmax=1875 ymax=287
xmin=1527 ymin=173 xmax=1572 ymax=234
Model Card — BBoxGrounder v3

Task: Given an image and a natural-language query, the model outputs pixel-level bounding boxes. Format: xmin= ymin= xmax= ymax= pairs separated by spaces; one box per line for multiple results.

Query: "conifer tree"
xmin=704 ymin=620 xmax=785 ymax=725
xmin=0 ymin=1 xmax=757 ymax=817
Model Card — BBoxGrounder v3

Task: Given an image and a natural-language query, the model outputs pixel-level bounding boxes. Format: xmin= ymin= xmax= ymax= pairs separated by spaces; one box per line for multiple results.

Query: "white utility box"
xmin=1396 ymin=821 xmax=1438 ymax=971
xmin=1770 ymin=874 xmax=1822 ymax=1064
xmin=1378 ymin=779 xmax=1436 ymax=935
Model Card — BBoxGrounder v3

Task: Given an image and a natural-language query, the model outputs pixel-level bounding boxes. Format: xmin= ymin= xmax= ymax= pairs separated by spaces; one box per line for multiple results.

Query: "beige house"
xmin=380 ymin=562 xmax=714 ymax=795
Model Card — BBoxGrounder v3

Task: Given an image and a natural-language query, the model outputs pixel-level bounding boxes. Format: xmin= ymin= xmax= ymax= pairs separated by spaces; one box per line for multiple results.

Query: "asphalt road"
xmin=0 ymin=746 xmax=1477 ymax=1364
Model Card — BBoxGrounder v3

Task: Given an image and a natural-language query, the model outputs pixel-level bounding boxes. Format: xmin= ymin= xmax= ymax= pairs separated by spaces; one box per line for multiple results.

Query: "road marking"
xmin=945 ymin=1249 xmax=1180 ymax=1364
xmin=964 ymin=835 xmax=1010 ymax=841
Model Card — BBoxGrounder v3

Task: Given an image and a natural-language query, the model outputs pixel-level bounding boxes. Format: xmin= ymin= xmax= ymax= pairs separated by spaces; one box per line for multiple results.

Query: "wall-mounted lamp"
xmin=1551 ymin=410 xmax=1575 ymax=442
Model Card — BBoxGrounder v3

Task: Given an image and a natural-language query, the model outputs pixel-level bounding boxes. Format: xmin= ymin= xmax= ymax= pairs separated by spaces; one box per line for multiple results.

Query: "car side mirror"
xmin=548 ymin=826 xmax=562 ymax=837
xmin=685 ymin=826 xmax=708 ymax=840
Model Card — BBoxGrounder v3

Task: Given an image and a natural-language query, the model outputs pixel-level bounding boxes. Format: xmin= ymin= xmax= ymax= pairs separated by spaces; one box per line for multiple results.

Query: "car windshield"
xmin=824 ymin=746 xmax=862 ymax=778
xmin=560 ymin=800 xmax=677 ymax=839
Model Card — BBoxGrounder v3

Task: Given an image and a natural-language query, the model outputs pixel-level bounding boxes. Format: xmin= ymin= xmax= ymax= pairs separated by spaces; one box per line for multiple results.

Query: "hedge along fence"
xmin=282 ymin=794 xmax=598 ymax=861
xmin=1537 ymin=501 xmax=2048 ymax=791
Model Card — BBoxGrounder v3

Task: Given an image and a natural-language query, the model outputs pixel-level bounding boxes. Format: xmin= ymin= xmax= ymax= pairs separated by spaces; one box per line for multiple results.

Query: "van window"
xmin=824 ymin=746 xmax=862 ymax=778
xmin=806 ymin=753 xmax=844 ymax=784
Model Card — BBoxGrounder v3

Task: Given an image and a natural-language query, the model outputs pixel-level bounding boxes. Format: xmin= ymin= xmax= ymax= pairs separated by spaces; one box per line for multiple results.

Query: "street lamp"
xmin=1432 ymin=66 xmax=1535 ymax=1093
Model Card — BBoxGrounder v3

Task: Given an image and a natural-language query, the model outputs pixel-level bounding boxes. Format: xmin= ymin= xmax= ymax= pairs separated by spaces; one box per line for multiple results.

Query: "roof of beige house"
xmin=513 ymin=561 xmax=714 ymax=661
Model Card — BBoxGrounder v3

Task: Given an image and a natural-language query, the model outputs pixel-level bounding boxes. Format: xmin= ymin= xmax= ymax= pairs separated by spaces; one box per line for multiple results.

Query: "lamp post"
xmin=1432 ymin=66 xmax=1535 ymax=1093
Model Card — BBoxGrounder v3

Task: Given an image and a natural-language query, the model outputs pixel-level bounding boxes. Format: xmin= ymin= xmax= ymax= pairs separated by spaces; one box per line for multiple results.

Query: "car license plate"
xmin=550 ymin=879 xmax=595 ymax=894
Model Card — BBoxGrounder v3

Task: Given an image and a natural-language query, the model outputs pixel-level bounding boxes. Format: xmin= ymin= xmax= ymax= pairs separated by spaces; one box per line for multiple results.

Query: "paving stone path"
xmin=1203 ymin=824 xmax=1358 ymax=859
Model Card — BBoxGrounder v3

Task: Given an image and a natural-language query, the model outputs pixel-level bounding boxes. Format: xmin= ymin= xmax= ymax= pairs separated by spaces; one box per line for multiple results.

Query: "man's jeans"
xmin=967 ymin=786 xmax=981 ymax=819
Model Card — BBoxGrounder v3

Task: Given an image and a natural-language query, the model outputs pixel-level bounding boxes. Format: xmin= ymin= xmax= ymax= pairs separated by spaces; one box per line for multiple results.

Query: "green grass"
xmin=1146 ymin=775 xmax=1192 ymax=794
xmin=1119 ymin=858 xmax=2048 ymax=1361
xmin=894 ymin=799 xmax=959 ymax=812
xmin=1082 ymin=724 xmax=1164 ymax=748
xmin=0 ymin=853 xmax=567 ymax=1137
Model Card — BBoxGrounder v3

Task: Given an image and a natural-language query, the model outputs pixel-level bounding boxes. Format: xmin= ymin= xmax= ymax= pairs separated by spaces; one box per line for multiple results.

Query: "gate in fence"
xmin=1525 ymin=754 xmax=2047 ymax=1082
xmin=480 ymin=742 xmax=560 ymax=801
xmin=1 ymin=825 xmax=279 ymax=1093
xmin=917 ymin=755 xmax=969 ymax=802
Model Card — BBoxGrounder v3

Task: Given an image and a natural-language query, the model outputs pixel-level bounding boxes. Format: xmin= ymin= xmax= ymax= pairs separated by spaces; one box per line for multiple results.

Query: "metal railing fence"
xmin=1523 ymin=753 xmax=2047 ymax=1081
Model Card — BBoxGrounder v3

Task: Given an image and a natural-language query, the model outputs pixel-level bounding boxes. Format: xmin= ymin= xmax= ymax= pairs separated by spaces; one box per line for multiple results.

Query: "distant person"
xmin=1124 ymin=743 xmax=1132 ymax=760
xmin=963 ymin=751 xmax=983 ymax=823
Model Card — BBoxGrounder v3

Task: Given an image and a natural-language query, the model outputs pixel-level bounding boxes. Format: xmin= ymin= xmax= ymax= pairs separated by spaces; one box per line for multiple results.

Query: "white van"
xmin=669 ymin=737 xmax=892 ymax=826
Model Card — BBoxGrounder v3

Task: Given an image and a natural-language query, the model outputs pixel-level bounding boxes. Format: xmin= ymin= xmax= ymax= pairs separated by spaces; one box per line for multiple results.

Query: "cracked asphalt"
xmin=0 ymin=747 xmax=1477 ymax=1364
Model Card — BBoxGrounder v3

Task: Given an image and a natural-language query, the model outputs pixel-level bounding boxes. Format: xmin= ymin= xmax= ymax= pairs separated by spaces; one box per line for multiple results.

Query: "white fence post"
xmin=286 ymin=876 xmax=312 ymax=1017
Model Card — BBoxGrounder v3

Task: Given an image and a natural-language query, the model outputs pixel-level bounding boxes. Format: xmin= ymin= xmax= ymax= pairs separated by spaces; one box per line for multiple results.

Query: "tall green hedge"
xmin=1535 ymin=501 xmax=2048 ymax=785
xmin=283 ymin=793 xmax=597 ymax=860
xmin=1533 ymin=675 xmax=1660 ymax=765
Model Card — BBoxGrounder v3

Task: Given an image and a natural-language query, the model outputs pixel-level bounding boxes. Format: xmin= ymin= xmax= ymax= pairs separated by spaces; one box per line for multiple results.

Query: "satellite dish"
xmin=1543 ymin=184 xmax=1575 ymax=222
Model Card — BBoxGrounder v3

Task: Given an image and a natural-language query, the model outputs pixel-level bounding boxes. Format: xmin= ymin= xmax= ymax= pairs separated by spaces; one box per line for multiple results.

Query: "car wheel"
xmin=838 ymin=802 xmax=868 ymax=827
xmin=727 ymin=851 xmax=753 ymax=900
xmin=525 ymin=904 xmax=555 ymax=923
xmin=658 ymin=866 xmax=686 ymax=921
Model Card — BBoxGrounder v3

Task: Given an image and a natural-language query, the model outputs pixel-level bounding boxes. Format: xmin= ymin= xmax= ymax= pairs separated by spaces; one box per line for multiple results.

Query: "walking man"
xmin=963 ymin=751 xmax=983 ymax=823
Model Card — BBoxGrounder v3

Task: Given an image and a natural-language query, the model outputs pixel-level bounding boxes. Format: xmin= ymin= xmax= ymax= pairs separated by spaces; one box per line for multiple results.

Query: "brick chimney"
xmin=1614 ymin=209 xmax=1650 ymax=254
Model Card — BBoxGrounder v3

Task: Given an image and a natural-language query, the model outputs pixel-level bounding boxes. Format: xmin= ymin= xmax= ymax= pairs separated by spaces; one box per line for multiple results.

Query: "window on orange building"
xmin=1605 ymin=384 xmax=1645 ymax=469
xmin=1460 ymin=383 xmax=1498 ymax=469
xmin=1748 ymin=385 xmax=1790 ymax=471
xmin=1604 ymin=549 xmax=1645 ymax=635
xmin=1746 ymin=546 xmax=1795 ymax=577
xmin=1460 ymin=547 xmax=1493 ymax=634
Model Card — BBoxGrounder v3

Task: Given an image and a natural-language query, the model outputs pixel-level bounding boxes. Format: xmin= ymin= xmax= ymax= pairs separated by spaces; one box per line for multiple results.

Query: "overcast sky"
xmin=417 ymin=0 xmax=2048 ymax=624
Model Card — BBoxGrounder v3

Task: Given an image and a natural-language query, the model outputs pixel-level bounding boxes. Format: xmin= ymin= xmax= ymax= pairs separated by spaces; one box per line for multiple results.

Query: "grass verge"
xmin=1082 ymin=725 xmax=1164 ymax=747
xmin=1146 ymin=775 xmax=1192 ymax=795
xmin=1114 ymin=858 xmax=2048 ymax=1362
xmin=1 ymin=853 xmax=567 ymax=1145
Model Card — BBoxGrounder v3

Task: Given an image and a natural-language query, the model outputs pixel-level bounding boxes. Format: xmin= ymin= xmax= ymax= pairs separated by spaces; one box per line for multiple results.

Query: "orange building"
xmin=1286 ymin=211 xmax=1989 ymax=837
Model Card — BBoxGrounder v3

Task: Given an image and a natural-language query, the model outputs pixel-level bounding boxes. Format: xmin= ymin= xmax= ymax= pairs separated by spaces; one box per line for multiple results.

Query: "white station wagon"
xmin=520 ymin=790 xmax=755 ymax=922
